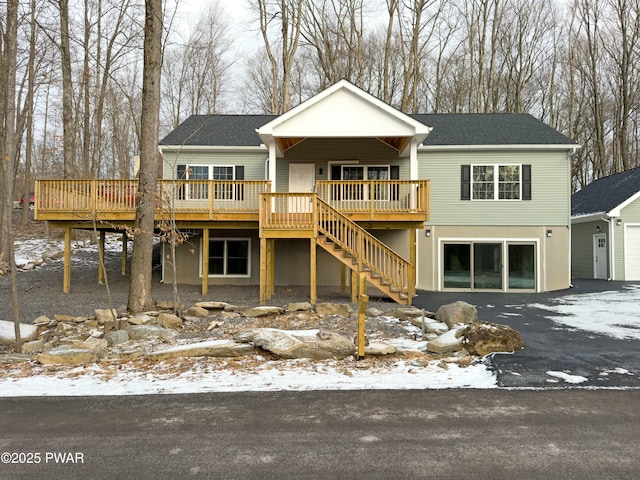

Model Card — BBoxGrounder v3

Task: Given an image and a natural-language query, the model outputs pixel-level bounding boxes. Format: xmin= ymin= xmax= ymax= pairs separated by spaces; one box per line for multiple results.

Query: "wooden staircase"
xmin=315 ymin=197 xmax=413 ymax=305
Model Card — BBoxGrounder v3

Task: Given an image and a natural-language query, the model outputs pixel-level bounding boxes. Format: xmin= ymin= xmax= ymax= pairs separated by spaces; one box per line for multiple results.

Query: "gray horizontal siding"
xmin=419 ymin=150 xmax=571 ymax=226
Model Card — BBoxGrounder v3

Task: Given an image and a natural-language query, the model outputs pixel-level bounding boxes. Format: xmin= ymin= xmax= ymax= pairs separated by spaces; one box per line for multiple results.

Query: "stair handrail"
xmin=315 ymin=196 xmax=409 ymax=295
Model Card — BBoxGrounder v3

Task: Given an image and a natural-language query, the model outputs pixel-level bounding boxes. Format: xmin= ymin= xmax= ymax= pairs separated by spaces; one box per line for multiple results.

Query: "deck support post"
xmin=310 ymin=237 xmax=317 ymax=305
xmin=357 ymin=273 xmax=368 ymax=360
xmin=121 ymin=234 xmax=127 ymax=275
xmin=63 ymin=227 xmax=71 ymax=293
xmin=260 ymin=237 xmax=267 ymax=304
xmin=269 ymin=238 xmax=275 ymax=297
xmin=98 ymin=230 xmax=105 ymax=284
xmin=340 ymin=264 xmax=346 ymax=295
xmin=409 ymin=227 xmax=416 ymax=302
xmin=202 ymin=228 xmax=209 ymax=295
xmin=351 ymin=269 xmax=357 ymax=303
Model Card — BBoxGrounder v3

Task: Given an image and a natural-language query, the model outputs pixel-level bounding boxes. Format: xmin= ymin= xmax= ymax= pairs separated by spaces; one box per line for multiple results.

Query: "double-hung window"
xmin=176 ymin=164 xmax=244 ymax=200
xmin=461 ymin=164 xmax=531 ymax=201
xmin=207 ymin=238 xmax=250 ymax=277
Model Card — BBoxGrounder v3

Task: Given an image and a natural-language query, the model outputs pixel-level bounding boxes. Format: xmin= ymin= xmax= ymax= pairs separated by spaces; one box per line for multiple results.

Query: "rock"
xmin=207 ymin=320 xmax=224 ymax=331
xmin=315 ymin=303 xmax=350 ymax=316
xmin=73 ymin=316 xmax=88 ymax=323
xmin=71 ymin=338 xmax=108 ymax=351
xmin=146 ymin=340 xmax=254 ymax=361
xmin=105 ymin=330 xmax=130 ymax=346
xmin=235 ymin=328 xmax=355 ymax=360
xmin=364 ymin=342 xmax=397 ymax=355
xmin=126 ymin=325 xmax=175 ymax=340
xmin=156 ymin=300 xmax=184 ymax=310
xmin=366 ymin=307 xmax=382 ymax=317
xmin=184 ymin=306 xmax=209 ymax=318
xmin=21 ymin=339 xmax=45 ymax=353
xmin=463 ymin=321 xmax=524 ymax=356
xmin=287 ymin=302 xmax=312 ymax=312
xmin=0 ymin=353 xmax=32 ymax=364
xmin=219 ymin=311 xmax=240 ymax=320
xmin=156 ymin=312 xmax=183 ymax=329
xmin=108 ymin=346 xmax=144 ymax=360
xmin=33 ymin=315 xmax=51 ymax=326
xmin=243 ymin=306 xmax=284 ymax=318
xmin=386 ymin=307 xmax=433 ymax=321
xmin=195 ymin=301 xmax=230 ymax=310
xmin=435 ymin=301 xmax=478 ymax=328
xmin=426 ymin=328 xmax=465 ymax=355
xmin=37 ymin=347 xmax=97 ymax=365
xmin=94 ymin=308 xmax=118 ymax=324
xmin=128 ymin=314 xmax=152 ymax=325
xmin=0 ymin=320 xmax=39 ymax=345
xmin=54 ymin=314 xmax=75 ymax=322
xmin=407 ymin=315 xmax=449 ymax=334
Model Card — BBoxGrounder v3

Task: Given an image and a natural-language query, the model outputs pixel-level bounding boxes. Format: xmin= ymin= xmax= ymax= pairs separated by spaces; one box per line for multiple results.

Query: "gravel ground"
xmin=0 ymin=215 xmax=410 ymax=325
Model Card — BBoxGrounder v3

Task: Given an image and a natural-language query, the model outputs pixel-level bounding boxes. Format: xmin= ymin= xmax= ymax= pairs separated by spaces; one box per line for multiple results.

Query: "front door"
xmin=593 ymin=234 xmax=608 ymax=279
xmin=288 ymin=163 xmax=315 ymax=212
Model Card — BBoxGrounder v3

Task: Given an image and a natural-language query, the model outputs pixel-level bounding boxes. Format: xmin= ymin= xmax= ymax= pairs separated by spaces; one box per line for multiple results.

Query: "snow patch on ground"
xmin=546 ymin=371 xmax=589 ymax=384
xmin=528 ymin=285 xmax=640 ymax=340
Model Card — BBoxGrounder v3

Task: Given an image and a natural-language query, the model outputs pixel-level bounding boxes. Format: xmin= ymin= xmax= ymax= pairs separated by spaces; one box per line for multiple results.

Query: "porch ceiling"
xmin=274 ymin=135 xmax=411 ymax=155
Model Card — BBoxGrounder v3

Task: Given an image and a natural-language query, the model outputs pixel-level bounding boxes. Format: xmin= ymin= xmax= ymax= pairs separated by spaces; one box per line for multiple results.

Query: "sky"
xmin=1 ymin=234 xmax=639 ymax=396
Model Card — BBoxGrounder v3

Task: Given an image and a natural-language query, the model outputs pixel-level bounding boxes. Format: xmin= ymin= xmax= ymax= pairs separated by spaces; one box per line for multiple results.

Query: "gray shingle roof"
xmin=572 ymin=167 xmax=640 ymax=217
xmin=160 ymin=115 xmax=276 ymax=146
xmin=160 ymin=113 xmax=576 ymax=147
xmin=411 ymin=113 xmax=576 ymax=146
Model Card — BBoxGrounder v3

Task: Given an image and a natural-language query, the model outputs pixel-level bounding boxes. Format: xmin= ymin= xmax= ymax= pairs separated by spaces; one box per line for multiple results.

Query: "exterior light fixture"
xmin=546 ymin=229 xmax=553 ymax=238
xmin=425 ymin=229 xmax=431 ymax=237
xmin=596 ymin=226 xmax=601 ymax=232
xmin=616 ymin=219 xmax=622 ymax=226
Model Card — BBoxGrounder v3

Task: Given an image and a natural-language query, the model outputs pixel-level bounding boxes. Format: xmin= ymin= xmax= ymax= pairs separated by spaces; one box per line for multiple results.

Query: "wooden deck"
xmin=34 ymin=179 xmax=429 ymax=225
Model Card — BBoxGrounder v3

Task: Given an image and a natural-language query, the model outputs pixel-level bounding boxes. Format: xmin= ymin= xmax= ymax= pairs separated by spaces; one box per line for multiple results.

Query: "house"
xmin=34 ymin=80 xmax=578 ymax=303
xmin=571 ymin=167 xmax=640 ymax=281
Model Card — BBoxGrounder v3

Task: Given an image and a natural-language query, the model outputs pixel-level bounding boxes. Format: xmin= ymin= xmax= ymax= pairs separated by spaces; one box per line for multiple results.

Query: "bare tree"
xmin=128 ymin=0 xmax=162 ymax=313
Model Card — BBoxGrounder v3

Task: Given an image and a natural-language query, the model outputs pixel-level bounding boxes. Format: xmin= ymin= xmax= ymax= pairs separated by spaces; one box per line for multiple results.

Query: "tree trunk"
xmin=60 ymin=0 xmax=75 ymax=178
xmin=128 ymin=0 xmax=162 ymax=313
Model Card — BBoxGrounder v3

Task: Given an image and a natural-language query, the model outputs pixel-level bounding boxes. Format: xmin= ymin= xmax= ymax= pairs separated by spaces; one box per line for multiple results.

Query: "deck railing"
xmin=259 ymin=193 xmax=315 ymax=230
xmin=316 ymin=180 xmax=429 ymax=215
xmin=35 ymin=179 xmax=271 ymax=217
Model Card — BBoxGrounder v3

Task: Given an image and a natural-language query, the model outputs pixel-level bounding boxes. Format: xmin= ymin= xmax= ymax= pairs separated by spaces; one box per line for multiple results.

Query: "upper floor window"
xmin=462 ymin=164 xmax=531 ymax=201
xmin=176 ymin=164 xmax=244 ymax=200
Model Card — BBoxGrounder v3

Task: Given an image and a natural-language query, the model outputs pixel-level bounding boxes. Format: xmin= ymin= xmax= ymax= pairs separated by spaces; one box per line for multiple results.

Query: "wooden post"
xmin=357 ymin=272 xmax=367 ymax=360
xmin=63 ymin=227 xmax=71 ymax=293
xmin=409 ymin=227 xmax=416 ymax=303
xmin=202 ymin=228 xmax=209 ymax=295
xmin=121 ymin=234 xmax=127 ymax=275
xmin=310 ymin=237 xmax=317 ymax=305
xmin=269 ymin=238 xmax=276 ymax=298
xmin=351 ymin=269 xmax=357 ymax=303
xmin=340 ymin=264 xmax=346 ymax=295
xmin=260 ymin=237 xmax=267 ymax=304
xmin=98 ymin=230 xmax=105 ymax=284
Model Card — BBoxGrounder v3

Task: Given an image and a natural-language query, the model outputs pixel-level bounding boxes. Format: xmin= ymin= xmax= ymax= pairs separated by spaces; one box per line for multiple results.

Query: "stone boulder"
xmin=146 ymin=340 xmax=254 ymax=361
xmin=184 ymin=306 xmax=209 ymax=318
xmin=0 ymin=319 xmax=39 ymax=345
xmin=105 ymin=330 xmax=130 ymax=346
xmin=242 ymin=306 xmax=284 ymax=318
xmin=156 ymin=312 xmax=183 ymax=329
xmin=128 ymin=314 xmax=152 ymax=325
xmin=315 ymin=303 xmax=350 ymax=317
xmin=287 ymin=302 xmax=313 ymax=312
xmin=126 ymin=325 xmax=175 ymax=340
xmin=435 ymin=301 xmax=478 ymax=328
xmin=235 ymin=328 xmax=355 ymax=360
xmin=386 ymin=307 xmax=434 ymax=321
xmin=94 ymin=308 xmax=118 ymax=324
xmin=426 ymin=327 xmax=465 ymax=355
xmin=195 ymin=301 xmax=231 ymax=310
xmin=37 ymin=347 xmax=97 ymax=365
xmin=463 ymin=321 xmax=524 ymax=356
xmin=21 ymin=339 xmax=45 ymax=354
xmin=364 ymin=342 xmax=397 ymax=355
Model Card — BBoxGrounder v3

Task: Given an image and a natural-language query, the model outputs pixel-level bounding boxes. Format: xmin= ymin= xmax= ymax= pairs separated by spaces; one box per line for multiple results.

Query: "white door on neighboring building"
xmin=288 ymin=163 xmax=315 ymax=213
xmin=625 ymin=225 xmax=640 ymax=280
xmin=593 ymin=234 xmax=608 ymax=279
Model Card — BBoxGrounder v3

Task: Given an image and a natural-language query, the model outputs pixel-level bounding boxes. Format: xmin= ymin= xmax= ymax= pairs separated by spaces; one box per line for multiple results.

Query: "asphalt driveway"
xmin=412 ymin=279 xmax=640 ymax=388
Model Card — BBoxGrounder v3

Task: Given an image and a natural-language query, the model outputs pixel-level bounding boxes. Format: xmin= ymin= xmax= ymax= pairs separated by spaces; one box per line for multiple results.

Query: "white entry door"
xmin=288 ymin=163 xmax=315 ymax=212
xmin=593 ymin=234 xmax=608 ymax=279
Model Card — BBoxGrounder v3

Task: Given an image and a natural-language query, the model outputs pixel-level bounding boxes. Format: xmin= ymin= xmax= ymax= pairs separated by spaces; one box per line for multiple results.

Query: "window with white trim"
xmin=207 ymin=238 xmax=250 ymax=277
xmin=461 ymin=164 xmax=531 ymax=201
xmin=177 ymin=164 xmax=244 ymax=200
